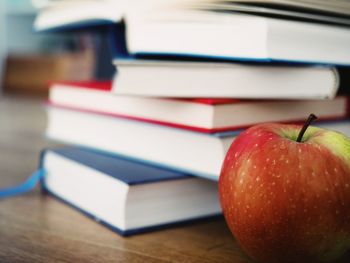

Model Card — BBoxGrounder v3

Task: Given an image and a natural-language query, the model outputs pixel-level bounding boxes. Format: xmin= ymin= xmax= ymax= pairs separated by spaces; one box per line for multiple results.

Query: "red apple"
xmin=219 ymin=115 xmax=350 ymax=263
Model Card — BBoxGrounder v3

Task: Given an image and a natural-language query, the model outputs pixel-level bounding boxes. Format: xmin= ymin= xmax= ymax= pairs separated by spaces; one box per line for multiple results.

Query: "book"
xmin=34 ymin=0 xmax=350 ymax=31
xmin=46 ymin=105 xmax=237 ymax=180
xmin=112 ymin=60 xmax=339 ymax=99
xmin=49 ymin=81 xmax=348 ymax=133
xmin=33 ymin=0 xmax=187 ymax=31
xmin=207 ymin=0 xmax=350 ymax=17
xmin=46 ymin=105 xmax=350 ymax=180
xmin=34 ymin=1 xmax=122 ymax=31
xmin=201 ymin=1 xmax=350 ymax=26
xmin=41 ymin=147 xmax=221 ymax=236
xmin=125 ymin=11 xmax=350 ymax=65
xmin=34 ymin=2 xmax=350 ymax=65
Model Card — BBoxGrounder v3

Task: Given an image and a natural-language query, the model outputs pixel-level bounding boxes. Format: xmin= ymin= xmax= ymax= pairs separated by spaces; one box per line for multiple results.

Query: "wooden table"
xmin=0 ymin=96 xmax=349 ymax=263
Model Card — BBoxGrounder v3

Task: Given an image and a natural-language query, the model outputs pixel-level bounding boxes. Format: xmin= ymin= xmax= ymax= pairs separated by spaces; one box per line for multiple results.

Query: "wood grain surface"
xmin=0 ymin=96 xmax=349 ymax=263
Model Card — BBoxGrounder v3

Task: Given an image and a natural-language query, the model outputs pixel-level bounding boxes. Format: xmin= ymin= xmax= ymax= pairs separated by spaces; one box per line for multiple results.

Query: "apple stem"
xmin=296 ymin=114 xmax=318 ymax=143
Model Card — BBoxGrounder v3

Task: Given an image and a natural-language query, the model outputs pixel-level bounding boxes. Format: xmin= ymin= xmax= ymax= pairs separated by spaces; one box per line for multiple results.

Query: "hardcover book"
xmin=46 ymin=105 xmax=350 ymax=180
xmin=41 ymin=147 xmax=221 ymax=236
xmin=124 ymin=11 xmax=350 ymax=65
xmin=34 ymin=0 xmax=350 ymax=30
xmin=46 ymin=105 xmax=237 ymax=180
xmin=34 ymin=1 xmax=350 ymax=65
xmin=112 ymin=60 xmax=339 ymax=99
xmin=50 ymin=81 xmax=348 ymax=133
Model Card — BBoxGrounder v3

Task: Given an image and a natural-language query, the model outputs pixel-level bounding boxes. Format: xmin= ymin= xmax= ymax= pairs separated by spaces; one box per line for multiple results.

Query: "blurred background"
xmin=0 ymin=0 xmax=115 ymax=97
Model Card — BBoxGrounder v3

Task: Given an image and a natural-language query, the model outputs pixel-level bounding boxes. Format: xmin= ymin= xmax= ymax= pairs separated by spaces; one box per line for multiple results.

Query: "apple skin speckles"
xmin=219 ymin=123 xmax=350 ymax=263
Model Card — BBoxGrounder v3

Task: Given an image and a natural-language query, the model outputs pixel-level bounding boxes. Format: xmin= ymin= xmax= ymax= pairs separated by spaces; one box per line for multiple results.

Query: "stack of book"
xmin=35 ymin=0 xmax=350 ymax=235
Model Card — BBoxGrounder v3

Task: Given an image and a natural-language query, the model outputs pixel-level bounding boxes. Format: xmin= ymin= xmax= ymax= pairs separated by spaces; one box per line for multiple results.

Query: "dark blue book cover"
xmin=40 ymin=147 xmax=221 ymax=236
xmin=44 ymin=147 xmax=191 ymax=185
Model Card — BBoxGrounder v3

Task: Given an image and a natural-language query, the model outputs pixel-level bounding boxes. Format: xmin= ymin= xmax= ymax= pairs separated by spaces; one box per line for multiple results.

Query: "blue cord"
xmin=0 ymin=169 xmax=45 ymax=199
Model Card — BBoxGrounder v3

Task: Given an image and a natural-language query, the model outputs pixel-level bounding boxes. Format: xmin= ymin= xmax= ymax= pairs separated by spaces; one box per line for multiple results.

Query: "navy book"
xmin=40 ymin=147 xmax=221 ymax=236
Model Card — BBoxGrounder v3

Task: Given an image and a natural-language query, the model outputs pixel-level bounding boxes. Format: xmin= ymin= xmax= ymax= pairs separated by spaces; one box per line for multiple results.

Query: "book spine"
xmin=108 ymin=22 xmax=131 ymax=59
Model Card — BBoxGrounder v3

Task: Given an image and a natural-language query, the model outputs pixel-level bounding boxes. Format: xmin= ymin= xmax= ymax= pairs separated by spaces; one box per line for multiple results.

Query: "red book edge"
xmin=46 ymin=101 xmax=349 ymax=134
xmin=48 ymin=81 xmax=350 ymax=133
xmin=49 ymin=81 xmax=241 ymax=105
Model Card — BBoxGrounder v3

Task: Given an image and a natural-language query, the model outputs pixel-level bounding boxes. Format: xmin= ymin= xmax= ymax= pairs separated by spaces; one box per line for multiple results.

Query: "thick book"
xmin=113 ymin=60 xmax=339 ymax=99
xmin=46 ymin=105 xmax=237 ymax=179
xmin=125 ymin=11 xmax=350 ymax=65
xmin=41 ymin=147 xmax=221 ymax=236
xmin=34 ymin=2 xmax=350 ymax=65
xmin=49 ymin=81 xmax=348 ymax=133
xmin=34 ymin=0 xmax=350 ymax=31
xmin=46 ymin=105 xmax=350 ymax=180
